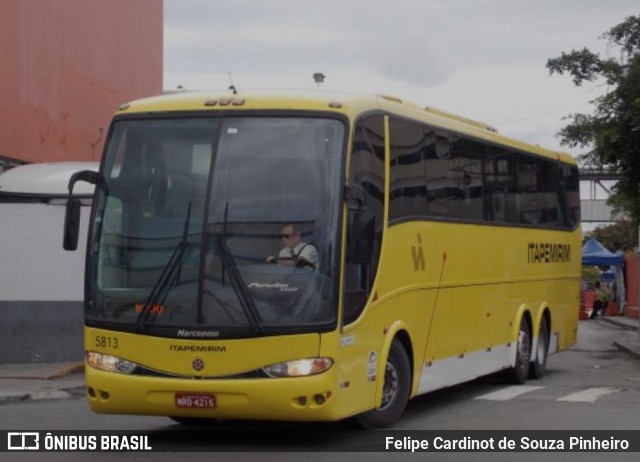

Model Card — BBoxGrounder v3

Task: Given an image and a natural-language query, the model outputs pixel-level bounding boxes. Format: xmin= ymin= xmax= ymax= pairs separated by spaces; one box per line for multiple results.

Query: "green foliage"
xmin=547 ymin=14 xmax=640 ymax=224
xmin=606 ymin=15 xmax=640 ymax=54
xmin=583 ymin=221 xmax=637 ymax=252
xmin=581 ymin=265 xmax=601 ymax=281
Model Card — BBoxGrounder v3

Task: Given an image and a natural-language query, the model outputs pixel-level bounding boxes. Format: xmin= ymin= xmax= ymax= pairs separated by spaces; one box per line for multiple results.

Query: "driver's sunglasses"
xmin=282 ymin=233 xmax=298 ymax=239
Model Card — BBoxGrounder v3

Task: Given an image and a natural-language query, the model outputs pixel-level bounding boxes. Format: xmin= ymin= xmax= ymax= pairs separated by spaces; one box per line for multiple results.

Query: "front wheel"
xmin=355 ymin=340 xmax=411 ymax=429
xmin=503 ymin=316 xmax=532 ymax=384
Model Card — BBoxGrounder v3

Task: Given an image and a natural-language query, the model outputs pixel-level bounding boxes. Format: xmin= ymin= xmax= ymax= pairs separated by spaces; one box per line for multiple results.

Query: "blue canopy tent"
xmin=601 ymin=267 xmax=616 ymax=282
xmin=581 ymin=238 xmax=625 ymax=313
xmin=581 ymin=238 xmax=624 ymax=266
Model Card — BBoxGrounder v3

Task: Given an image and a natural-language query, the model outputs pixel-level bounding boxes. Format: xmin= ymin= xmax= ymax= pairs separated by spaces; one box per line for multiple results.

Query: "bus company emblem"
xmin=411 ymin=234 xmax=425 ymax=271
xmin=527 ymin=243 xmax=571 ymax=264
xmin=192 ymin=358 xmax=205 ymax=372
xmin=169 ymin=344 xmax=227 ymax=353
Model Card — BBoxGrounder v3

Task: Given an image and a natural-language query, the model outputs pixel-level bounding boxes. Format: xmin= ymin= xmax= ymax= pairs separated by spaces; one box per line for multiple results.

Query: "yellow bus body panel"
xmin=365 ymin=220 xmax=580 ymax=396
xmin=84 ymin=327 xmax=349 ymax=420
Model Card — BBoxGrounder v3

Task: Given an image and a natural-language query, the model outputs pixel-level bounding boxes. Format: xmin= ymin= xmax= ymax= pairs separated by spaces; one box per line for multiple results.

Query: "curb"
xmin=612 ymin=340 xmax=640 ymax=360
xmin=48 ymin=362 xmax=85 ymax=379
xmin=0 ymin=392 xmax=30 ymax=405
xmin=0 ymin=362 xmax=84 ymax=380
xmin=0 ymin=390 xmax=78 ymax=405
xmin=598 ymin=316 xmax=639 ymax=332
xmin=602 ymin=316 xmax=640 ymax=360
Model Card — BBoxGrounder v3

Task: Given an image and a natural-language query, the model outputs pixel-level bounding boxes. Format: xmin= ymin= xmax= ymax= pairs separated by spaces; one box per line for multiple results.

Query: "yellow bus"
xmin=64 ymin=91 xmax=581 ymax=428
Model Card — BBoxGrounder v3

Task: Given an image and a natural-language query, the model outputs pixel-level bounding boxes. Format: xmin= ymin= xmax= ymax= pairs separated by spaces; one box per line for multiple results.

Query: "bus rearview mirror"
xmin=63 ymin=198 xmax=81 ymax=251
xmin=62 ymin=169 xmax=99 ymax=251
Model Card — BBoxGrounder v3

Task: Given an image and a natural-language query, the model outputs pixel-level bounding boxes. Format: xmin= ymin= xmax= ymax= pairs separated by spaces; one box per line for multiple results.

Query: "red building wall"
xmin=0 ymin=0 xmax=163 ymax=163
xmin=625 ymin=255 xmax=640 ymax=320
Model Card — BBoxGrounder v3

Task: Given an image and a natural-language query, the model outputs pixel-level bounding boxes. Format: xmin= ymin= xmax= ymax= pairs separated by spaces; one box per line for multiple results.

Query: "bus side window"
xmin=558 ymin=164 xmax=580 ymax=228
xmin=485 ymin=149 xmax=516 ymax=223
xmin=343 ymin=114 xmax=385 ymax=325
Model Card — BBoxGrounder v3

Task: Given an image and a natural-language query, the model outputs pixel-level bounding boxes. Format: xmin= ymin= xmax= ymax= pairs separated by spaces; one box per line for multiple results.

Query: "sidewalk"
xmin=596 ymin=313 xmax=640 ymax=360
xmin=0 ymin=361 xmax=84 ymax=405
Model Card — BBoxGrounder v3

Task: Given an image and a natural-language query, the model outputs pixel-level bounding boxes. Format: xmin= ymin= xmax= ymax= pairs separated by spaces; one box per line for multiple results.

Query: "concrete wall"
xmin=0 ymin=202 xmax=91 ymax=363
xmin=0 ymin=301 xmax=83 ymax=363
xmin=0 ymin=203 xmax=90 ymax=301
xmin=624 ymin=255 xmax=640 ymax=320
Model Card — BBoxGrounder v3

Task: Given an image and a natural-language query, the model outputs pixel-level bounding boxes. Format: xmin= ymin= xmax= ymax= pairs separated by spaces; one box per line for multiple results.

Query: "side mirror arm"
xmin=62 ymin=170 xmax=100 ymax=251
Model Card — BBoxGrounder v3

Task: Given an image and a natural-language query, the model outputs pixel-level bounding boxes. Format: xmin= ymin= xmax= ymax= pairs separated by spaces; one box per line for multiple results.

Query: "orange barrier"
xmin=579 ymin=291 xmax=589 ymax=320
xmin=583 ymin=291 xmax=596 ymax=311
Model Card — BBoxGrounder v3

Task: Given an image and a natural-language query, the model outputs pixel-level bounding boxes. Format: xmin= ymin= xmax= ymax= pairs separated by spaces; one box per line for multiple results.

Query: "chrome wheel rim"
xmin=380 ymin=361 xmax=399 ymax=410
xmin=536 ymin=333 xmax=546 ymax=362
xmin=536 ymin=323 xmax=548 ymax=366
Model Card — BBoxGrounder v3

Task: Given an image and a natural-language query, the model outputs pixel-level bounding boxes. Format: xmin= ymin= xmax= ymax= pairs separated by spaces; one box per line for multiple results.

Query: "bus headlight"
xmin=86 ymin=352 xmax=138 ymax=374
xmin=262 ymin=357 xmax=333 ymax=378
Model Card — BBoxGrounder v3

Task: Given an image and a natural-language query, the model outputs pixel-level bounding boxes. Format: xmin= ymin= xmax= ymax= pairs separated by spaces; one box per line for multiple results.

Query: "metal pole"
xmin=637 ymin=251 xmax=640 ymax=337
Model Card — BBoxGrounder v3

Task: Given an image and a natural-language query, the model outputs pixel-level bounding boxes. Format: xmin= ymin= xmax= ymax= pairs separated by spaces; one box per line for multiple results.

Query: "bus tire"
xmin=355 ymin=340 xmax=411 ymax=429
xmin=529 ymin=316 xmax=549 ymax=379
xmin=503 ymin=316 xmax=532 ymax=384
xmin=169 ymin=416 xmax=218 ymax=425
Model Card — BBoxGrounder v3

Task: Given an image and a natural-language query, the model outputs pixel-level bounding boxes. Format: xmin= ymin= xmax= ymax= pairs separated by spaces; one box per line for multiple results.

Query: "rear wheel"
xmin=355 ymin=340 xmax=411 ymax=429
xmin=529 ymin=317 xmax=549 ymax=379
xmin=503 ymin=316 xmax=532 ymax=384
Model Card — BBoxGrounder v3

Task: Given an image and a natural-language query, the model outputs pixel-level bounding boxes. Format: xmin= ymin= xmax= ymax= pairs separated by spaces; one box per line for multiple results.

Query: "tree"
xmin=583 ymin=221 xmax=637 ymax=253
xmin=547 ymin=15 xmax=640 ymax=225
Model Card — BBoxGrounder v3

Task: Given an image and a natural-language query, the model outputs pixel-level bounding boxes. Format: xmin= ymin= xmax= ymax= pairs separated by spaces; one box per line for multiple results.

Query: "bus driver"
xmin=266 ymin=224 xmax=318 ymax=270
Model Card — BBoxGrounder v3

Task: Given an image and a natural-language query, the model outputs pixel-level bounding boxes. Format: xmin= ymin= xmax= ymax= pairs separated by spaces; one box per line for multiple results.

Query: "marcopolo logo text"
xmin=176 ymin=329 xmax=220 ymax=338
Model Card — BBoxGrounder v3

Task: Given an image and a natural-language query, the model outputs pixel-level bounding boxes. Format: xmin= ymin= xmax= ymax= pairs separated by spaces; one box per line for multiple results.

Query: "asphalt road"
xmin=1 ymin=319 xmax=639 ymax=461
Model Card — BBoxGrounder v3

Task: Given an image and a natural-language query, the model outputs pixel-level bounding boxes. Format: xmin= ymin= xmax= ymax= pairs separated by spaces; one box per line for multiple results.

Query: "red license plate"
xmin=174 ymin=393 xmax=216 ymax=409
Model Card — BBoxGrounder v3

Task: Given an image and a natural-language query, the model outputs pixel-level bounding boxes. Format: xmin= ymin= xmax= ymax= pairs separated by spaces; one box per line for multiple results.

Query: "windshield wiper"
xmin=136 ymin=202 xmax=192 ymax=332
xmin=212 ymin=203 xmax=263 ymax=333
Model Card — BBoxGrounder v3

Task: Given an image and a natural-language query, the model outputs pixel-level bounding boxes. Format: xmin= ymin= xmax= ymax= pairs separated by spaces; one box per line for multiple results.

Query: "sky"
xmin=163 ymin=0 xmax=639 ymax=156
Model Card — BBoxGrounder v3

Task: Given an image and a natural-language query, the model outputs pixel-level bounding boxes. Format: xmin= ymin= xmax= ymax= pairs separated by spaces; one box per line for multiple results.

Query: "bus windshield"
xmin=88 ymin=116 xmax=345 ymax=337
